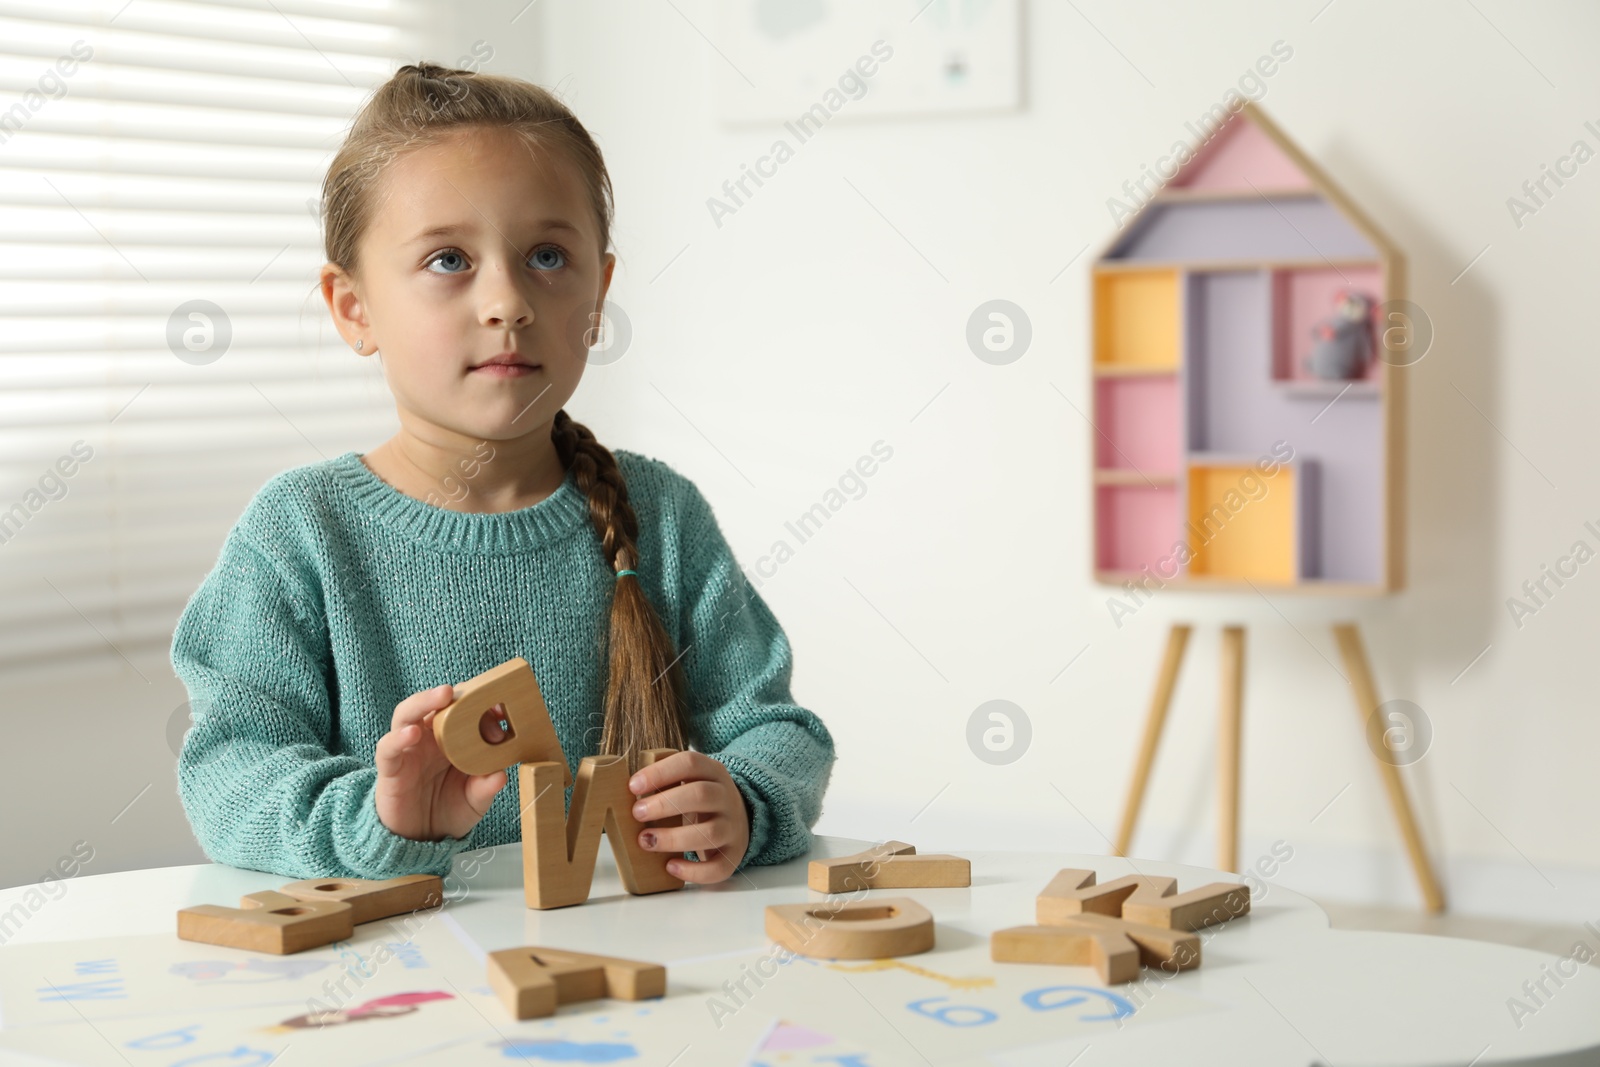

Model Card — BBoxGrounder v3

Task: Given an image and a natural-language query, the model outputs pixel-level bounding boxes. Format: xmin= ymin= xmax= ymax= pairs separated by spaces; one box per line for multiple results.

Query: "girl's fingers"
xmin=391 ymin=684 xmax=456 ymax=732
xmin=670 ymin=849 xmax=735 ymax=885
xmin=627 ymin=750 xmax=718 ymax=795
xmin=631 ymin=780 xmax=717 ymax=823
xmin=374 ymin=723 xmax=419 ymax=777
xmin=640 ymin=815 xmax=728 ymax=856
xmin=462 ymin=769 xmax=508 ymax=816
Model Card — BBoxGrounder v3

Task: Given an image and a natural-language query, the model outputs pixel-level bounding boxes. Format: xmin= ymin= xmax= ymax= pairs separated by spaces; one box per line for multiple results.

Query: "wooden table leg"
xmin=1217 ymin=625 xmax=1245 ymax=873
xmin=1114 ymin=624 xmax=1193 ymax=857
xmin=1332 ymin=621 xmax=1447 ymax=913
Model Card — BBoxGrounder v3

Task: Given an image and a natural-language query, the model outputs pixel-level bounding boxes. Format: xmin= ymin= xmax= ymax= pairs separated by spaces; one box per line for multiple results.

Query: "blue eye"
xmin=425 ymin=250 xmax=468 ymax=274
xmin=530 ymin=246 xmax=566 ymax=271
xmin=423 ymin=245 xmax=568 ymax=275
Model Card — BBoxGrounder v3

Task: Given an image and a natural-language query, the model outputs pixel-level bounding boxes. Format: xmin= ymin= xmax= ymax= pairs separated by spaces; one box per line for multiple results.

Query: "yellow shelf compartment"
xmin=1184 ymin=456 xmax=1303 ymax=584
xmin=1093 ymin=267 xmax=1180 ymax=371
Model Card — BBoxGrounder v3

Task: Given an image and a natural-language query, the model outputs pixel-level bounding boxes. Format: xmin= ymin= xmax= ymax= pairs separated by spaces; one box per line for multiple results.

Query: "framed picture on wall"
xmin=713 ymin=0 xmax=1022 ymax=126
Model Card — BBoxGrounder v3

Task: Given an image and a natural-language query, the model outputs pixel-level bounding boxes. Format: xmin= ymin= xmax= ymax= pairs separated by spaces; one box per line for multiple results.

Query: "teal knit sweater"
xmin=169 ymin=448 xmax=834 ymax=881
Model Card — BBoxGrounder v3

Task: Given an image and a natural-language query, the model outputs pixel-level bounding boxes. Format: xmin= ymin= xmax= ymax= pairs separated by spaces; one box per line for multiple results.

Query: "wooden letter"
xmin=276 ymin=874 xmax=443 ymax=925
xmin=807 ymin=840 xmax=914 ymax=893
xmin=765 ymin=897 xmax=935 ymax=960
xmin=1036 ymin=869 xmax=1177 ymax=924
xmin=1054 ymin=913 xmax=1201 ymax=971
xmin=990 ymin=924 xmax=1140 ymax=984
xmin=487 ymin=946 xmax=666 ymax=1020
xmin=807 ymin=841 xmax=971 ymax=894
xmin=432 ymin=657 xmax=570 ymax=784
xmin=521 ymin=755 xmax=684 ymax=909
xmin=999 ymin=867 xmax=1245 ymax=984
xmin=1121 ymin=881 xmax=1251 ymax=931
xmin=177 ymin=891 xmax=353 ymax=954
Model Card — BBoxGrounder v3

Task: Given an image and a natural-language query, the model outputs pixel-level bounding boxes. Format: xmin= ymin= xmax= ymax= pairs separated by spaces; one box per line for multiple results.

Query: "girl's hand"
xmin=375 ymin=684 xmax=508 ymax=842
xmin=628 ymin=751 xmax=750 ymax=884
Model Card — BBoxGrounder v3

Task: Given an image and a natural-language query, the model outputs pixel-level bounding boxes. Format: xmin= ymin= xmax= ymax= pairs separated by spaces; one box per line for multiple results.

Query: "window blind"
xmin=0 ymin=0 xmax=423 ymax=685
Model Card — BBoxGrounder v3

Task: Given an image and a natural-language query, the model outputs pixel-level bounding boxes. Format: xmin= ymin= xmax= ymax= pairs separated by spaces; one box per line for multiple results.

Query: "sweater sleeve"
xmin=171 ymin=527 xmax=469 ymax=880
xmin=670 ymin=478 xmax=836 ymax=871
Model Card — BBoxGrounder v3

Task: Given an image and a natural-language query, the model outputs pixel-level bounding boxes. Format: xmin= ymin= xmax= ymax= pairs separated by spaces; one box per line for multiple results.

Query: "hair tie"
xmin=616 ymin=569 xmax=637 ymax=580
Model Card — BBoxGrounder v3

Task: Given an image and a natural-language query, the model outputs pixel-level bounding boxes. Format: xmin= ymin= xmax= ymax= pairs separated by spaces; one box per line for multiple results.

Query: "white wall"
xmin=521 ymin=0 xmax=1600 ymax=919
xmin=9 ymin=0 xmax=1597 ymax=921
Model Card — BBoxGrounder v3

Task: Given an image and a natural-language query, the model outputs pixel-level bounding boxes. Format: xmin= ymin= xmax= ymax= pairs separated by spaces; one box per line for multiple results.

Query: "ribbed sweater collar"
xmin=326 ymin=450 xmax=592 ymax=555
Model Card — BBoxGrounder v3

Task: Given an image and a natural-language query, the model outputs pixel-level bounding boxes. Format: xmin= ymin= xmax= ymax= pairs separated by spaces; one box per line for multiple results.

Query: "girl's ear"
xmin=320 ymin=262 xmax=371 ymax=350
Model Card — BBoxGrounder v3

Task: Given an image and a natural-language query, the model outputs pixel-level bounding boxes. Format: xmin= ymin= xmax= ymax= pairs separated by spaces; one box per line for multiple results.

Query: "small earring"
xmin=355 ymin=340 xmax=364 ymax=352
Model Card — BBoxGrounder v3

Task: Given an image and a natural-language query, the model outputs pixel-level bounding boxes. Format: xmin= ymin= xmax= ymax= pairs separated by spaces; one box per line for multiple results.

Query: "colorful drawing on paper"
xmin=263 ymin=989 xmax=454 ymax=1032
xmin=713 ymin=948 xmax=1213 ymax=1065
xmin=824 ymin=957 xmax=996 ymax=991
xmin=170 ymin=957 xmax=330 ymax=983
xmin=496 ymin=1036 xmax=638 ymax=1061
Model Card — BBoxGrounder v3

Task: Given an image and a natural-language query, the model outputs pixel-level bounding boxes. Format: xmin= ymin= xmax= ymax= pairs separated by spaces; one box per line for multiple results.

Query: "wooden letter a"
xmin=487 ymin=947 xmax=665 ymax=1020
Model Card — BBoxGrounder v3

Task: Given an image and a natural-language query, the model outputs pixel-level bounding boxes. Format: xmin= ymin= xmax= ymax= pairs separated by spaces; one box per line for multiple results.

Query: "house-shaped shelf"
xmin=1091 ymin=102 xmax=1405 ymax=593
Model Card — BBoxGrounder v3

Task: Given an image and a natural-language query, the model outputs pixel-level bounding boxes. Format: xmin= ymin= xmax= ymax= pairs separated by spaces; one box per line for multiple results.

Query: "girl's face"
xmin=328 ymin=124 xmax=613 ymax=445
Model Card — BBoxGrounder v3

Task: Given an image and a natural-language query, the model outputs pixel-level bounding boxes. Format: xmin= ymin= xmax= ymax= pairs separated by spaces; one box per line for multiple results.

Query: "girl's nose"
xmin=480 ymin=264 xmax=535 ymax=328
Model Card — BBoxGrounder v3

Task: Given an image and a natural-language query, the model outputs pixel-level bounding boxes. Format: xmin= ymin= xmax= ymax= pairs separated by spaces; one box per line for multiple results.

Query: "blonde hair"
xmin=321 ymin=61 xmax=688 ymax=769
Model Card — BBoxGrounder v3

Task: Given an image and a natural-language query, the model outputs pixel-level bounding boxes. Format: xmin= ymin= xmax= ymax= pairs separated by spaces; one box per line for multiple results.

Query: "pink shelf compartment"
xmin=1094 ymin=374 xmax=1181 ymax=475
xmin=1096 ymin=483 xmax=1181 ymax=574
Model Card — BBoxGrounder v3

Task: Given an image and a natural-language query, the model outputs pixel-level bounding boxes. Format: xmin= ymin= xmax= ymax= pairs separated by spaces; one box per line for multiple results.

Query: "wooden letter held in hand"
xmin=487 ymin=947 xmax=666 ymax=1020
xmin=765 ymin=897 xmax=935 ymax=960
xmin=807 ymin=841 xmax=972 ymax=894
xmin=433 ymin=657 xmax=570 ymax=784
xmin=177 ymin=891 xmax=354 ymax=954
xmin=276 ymin=874 xmax=443 ymax=924
xmin=520 ymin=752 xmax=685 ymax=909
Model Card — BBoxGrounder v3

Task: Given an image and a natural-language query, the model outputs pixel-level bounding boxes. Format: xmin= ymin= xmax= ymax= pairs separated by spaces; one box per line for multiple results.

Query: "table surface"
xmin=2 ymin=835 xmax=1597 ymax=1066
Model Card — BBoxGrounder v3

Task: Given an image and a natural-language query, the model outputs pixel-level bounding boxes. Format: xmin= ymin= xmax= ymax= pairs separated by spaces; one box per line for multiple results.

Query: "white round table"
xmin=1 ymin=835 xmax=1595 ymax=1065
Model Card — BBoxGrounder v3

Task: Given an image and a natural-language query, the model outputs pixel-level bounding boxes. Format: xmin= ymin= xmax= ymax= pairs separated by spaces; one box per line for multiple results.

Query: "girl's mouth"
xmin=470 ymin=363 xmax=541 ymax=378
xmin=467 ymin=351 xmax=544 ymax=377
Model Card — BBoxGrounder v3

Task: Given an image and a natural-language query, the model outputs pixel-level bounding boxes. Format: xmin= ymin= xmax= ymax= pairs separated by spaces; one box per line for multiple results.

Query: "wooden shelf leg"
xmin=1113 ymin=623 xmax=1193 ymax=857
xmin=1332 ymin=622 xmax=1447 ymax=913
xmin=1217 ymin=625 xmax=1245 ymax=873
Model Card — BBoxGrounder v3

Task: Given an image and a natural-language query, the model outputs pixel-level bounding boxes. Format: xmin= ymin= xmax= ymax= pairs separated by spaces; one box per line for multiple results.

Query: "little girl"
xmin=170 ymin=62 xmax=835 ymax=885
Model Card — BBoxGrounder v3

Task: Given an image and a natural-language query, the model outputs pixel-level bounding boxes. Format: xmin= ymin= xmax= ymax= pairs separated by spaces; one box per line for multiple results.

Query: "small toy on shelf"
xmin=1306 ymin=289 xmax=1375 ymax=380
